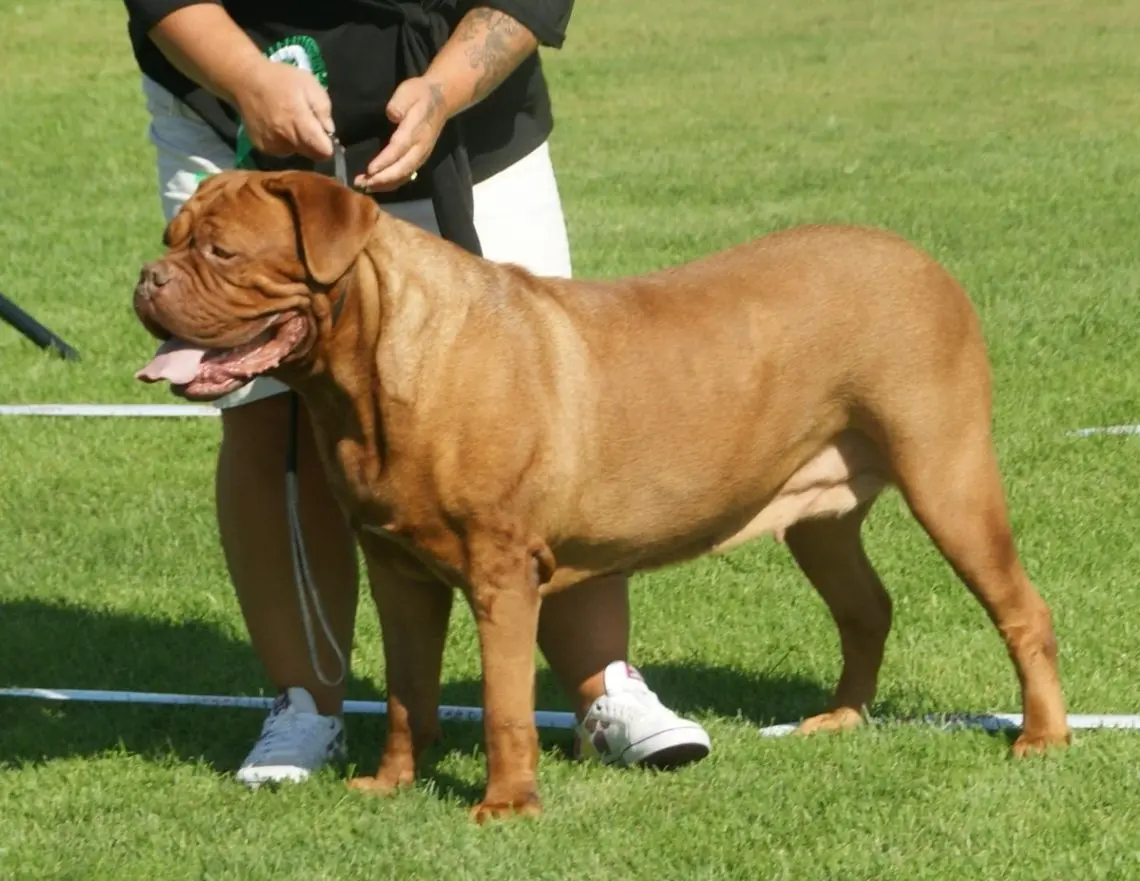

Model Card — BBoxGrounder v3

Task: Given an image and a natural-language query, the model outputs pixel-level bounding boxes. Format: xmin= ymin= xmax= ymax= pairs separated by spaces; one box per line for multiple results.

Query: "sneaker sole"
xmin=236 ymin=765 xmax=313 ymax=789
xmin=619 ymin=725 xmax=712 ymax=770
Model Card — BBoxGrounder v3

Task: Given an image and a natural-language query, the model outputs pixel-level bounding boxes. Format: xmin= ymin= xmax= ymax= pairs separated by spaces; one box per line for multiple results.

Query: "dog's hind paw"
xmin=795 ymin=707 xmax=865 ymax=735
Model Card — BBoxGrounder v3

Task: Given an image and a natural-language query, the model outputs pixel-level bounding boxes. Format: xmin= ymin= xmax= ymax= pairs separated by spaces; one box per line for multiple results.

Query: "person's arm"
xmin=425 ymin=7 xmax=540 ymax=121
xmin=150 ymin=9 xmax=265 ymax=109
xmin=432 ymin=0 xmax=575 ymax=115
xmin=127 ymin=1 xmax=334 ymax=159
xmin=357 ymin=2 xmax=573 ymax=192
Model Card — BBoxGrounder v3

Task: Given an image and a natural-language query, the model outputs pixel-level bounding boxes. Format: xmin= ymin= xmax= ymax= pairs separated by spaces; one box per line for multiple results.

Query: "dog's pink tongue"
xmin=136 ymin=338 xmax=208 ymax=385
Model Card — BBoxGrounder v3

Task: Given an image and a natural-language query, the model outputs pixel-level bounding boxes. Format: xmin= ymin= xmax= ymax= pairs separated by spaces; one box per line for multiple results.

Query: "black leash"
xmin=283 ymin=133 xmax=353 ymax=689
xmin=174 ymin=7 xmax=485 ymax=689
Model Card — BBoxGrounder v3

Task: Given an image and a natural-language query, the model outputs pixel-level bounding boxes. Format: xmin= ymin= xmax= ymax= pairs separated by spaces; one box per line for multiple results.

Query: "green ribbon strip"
xmin=233 ymin=35 xmax=330 ymax=170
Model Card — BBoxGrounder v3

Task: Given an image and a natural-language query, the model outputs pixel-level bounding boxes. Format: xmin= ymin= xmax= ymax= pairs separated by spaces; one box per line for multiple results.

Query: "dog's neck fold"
xmin=286 ymin=218 xmax=486 ymax=514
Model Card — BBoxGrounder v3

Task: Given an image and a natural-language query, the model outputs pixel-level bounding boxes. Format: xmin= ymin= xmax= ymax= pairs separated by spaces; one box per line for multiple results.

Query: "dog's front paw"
xmin=469 ymin=790 xmax=542 ymax=824
xmin=1011 ymin=728 xmax=1071 ymax=757
xmin=347 ymin=765 xmax=415 ymax=796
xmin=796 ymin=707 xmax=864 ymax=735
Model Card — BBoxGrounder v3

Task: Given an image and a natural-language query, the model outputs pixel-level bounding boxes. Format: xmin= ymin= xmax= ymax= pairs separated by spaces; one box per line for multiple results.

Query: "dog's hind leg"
xmin=785 ymin=502 xmax=892 ymax=734
xmin=890 ymin=422 xmax=1069 ymax=755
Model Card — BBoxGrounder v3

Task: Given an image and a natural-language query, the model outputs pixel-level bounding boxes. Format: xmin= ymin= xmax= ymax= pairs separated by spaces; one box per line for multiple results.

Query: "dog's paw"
xmin=1011 ymin=728 xmax=1071 ymax=757
xmin=469 ymin=791 xmax=542 ymax=824
xmin=795 ymin=707 xmax=864 ymax=735
xmin=347 ymin=770 xmax=413 ymax=795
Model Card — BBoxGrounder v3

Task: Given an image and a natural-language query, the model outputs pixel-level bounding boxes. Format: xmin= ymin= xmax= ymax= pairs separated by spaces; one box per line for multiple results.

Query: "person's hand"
xmin=234 ymin=58 xmax=335 ymax=161
xmin=355 ymin=77 xmax=449 ymax=192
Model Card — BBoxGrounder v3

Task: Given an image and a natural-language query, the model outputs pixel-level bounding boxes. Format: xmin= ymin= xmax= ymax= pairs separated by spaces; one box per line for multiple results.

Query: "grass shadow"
xmin=353 ymin=663 xmax=838 ymax=808
xmin=635 ymin=662 xmax=833 ymax=728
xmin=0 ymin=599 xmax=387 ymax=773
xmin=2 ymin=599 xmax=892 ymax=806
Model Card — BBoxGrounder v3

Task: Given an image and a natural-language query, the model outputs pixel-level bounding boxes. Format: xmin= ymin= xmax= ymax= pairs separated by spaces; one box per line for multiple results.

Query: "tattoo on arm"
xmin=414 ymin=82 xmax=446 ymax=138
xmin=455 ymin=7 xmax=533 ymax=105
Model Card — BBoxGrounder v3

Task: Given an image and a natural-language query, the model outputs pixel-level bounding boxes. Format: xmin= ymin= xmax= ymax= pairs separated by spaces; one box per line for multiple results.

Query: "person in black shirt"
xmin=125 ymin=0 xmax=710 ymax=784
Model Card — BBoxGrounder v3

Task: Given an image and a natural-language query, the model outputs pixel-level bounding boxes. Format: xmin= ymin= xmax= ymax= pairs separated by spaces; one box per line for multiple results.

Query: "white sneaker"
xmin=575 ymin=662 xmax=711 ymax=769
xmin=235 ymin=687 xmax=346 ymax=789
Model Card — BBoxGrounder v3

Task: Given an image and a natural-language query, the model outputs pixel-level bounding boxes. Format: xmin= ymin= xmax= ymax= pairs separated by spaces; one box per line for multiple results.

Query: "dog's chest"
xmin=318 ymin=435 xmax=393 ymax=523
xmin=322 ymin=439 xmax=464 ymax=565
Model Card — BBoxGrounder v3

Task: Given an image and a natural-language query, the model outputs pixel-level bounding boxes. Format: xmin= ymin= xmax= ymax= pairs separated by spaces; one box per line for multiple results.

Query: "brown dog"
xmin=133 ymin=170 xmax=1069 ymax=821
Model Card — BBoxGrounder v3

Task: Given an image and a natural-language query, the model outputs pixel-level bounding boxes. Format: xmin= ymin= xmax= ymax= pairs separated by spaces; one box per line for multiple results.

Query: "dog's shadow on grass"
xmin=0 ymin=599 xmax=340 ymax=773
xmin=401 ymin=663 xmax=837 ymax=806
xmin=0 ymin=600 xmax=834 ymax=801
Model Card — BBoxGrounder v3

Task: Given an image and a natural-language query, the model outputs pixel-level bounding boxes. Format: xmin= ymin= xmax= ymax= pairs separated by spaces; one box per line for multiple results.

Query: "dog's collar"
xmin=327 ymin=250 xmax=362 ymax=328
xmin=331 ymin=132 xmax=348 ymax=189
xmin=328 ymin=132 xmax=351 ymax=328
xmin=330 ymin=279 xmax=349 ymax=326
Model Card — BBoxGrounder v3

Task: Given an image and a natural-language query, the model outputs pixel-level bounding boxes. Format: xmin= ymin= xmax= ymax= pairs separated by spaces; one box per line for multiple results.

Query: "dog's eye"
xmin=207 ymin=242 xmax=236 ymax=261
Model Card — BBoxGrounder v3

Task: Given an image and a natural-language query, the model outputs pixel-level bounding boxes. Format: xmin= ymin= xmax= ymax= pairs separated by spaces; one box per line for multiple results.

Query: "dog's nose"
xmin=140 ymin=261 xmax=171 ymax=289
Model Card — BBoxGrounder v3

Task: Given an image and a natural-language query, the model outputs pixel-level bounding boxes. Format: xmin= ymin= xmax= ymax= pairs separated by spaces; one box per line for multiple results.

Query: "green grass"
xmin=3 ymin=0 xmax=1140 ymax=877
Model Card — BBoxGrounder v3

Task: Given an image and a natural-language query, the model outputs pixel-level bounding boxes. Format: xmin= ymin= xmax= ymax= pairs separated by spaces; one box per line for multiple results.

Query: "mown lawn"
xmin=2 ymin=1 xmax=1140 ymax=878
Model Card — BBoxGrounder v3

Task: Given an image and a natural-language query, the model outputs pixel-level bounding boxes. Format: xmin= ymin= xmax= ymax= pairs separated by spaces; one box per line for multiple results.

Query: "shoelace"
xmin=592 ymin=690 xmax=668 ymax=724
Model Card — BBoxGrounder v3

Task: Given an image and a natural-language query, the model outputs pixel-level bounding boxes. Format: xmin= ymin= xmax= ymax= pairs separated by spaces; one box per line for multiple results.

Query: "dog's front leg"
xmin=465 ymin=537 xmax=543 ymax=823
xmin=349 ymin=537 xmax=453 ymax=795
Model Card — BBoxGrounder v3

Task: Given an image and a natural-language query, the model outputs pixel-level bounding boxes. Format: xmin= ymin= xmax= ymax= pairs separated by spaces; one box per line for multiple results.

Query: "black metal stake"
xmin=0 ymin=291 xmax=80 ymax=361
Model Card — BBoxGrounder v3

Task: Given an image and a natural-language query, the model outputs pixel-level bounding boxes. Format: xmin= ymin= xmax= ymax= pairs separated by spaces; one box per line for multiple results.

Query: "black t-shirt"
xmin=124 ymin=0 xmax=571 ymax=187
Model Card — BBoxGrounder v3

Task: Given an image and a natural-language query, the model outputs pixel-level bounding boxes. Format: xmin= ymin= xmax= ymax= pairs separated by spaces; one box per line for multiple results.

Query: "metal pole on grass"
xmin=0 ymin=687 xmax=580 ymax=730
xmin=4 ymin=687 xmax=1140 ymax=736
xmin=0 ymin=291 xmax=81 ymax=361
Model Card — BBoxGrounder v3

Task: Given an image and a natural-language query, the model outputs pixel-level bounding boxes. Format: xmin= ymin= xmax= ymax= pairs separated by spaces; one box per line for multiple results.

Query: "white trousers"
xmin=141 ymin=75 xmax=572 ymax=408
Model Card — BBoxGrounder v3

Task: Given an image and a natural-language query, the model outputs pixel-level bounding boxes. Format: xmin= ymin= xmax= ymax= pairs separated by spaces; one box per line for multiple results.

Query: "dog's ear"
xmin=163 ymin=171 xmax=251 ymax=248
xmin=263 ymin=172 xmax=378 ymax=285
xmin=162 ymin=203 xmax=195 ymax=249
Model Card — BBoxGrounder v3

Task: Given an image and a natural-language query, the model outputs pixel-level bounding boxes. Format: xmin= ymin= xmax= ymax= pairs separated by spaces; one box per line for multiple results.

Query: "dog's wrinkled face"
xmin=133 ymin=170 xmax=377 ymax=400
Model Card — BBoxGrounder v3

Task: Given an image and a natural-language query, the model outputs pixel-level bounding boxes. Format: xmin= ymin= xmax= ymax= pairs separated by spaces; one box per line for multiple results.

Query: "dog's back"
xmin=523 ymin=225 xmax=987 ymax=571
